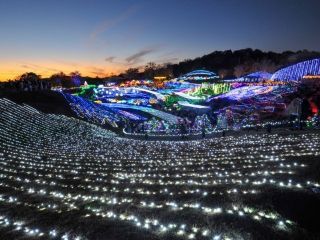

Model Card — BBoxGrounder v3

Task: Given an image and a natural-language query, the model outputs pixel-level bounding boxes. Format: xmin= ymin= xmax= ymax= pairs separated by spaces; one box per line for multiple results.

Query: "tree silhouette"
xmin=18 ymin=72 xmax=41 ymax=81
xmin=70 ymin=71 xmax=82 ymax=87
xmin=124 ymin=68 xmax=139 ymax=79
xmin=144 ymin=62 xmax=157 ymax=79
xmin=50 ymin=72 xmax=68 ymax=87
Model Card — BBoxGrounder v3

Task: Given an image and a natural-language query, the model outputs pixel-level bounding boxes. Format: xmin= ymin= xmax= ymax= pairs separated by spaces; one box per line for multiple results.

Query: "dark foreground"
xmin=0 ymin=98 xmax=319 ymax=240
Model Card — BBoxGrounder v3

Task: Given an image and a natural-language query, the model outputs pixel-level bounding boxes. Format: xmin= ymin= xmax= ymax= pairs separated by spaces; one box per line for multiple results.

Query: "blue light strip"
xmin=271 ymin=58 xmax=320 ymax=81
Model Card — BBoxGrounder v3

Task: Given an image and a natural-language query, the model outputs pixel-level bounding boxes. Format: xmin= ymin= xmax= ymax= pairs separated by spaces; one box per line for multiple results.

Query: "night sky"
xmin=0 ymin=0 xmax=319 ymax=81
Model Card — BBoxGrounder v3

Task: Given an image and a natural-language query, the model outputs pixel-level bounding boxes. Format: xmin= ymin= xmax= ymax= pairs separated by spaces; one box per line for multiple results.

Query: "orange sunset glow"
xmin=0 ymin=60 xmax=125 ymax=82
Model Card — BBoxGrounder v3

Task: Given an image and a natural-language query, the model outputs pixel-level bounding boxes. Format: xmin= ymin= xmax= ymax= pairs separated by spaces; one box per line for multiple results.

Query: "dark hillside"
xmin=0 ymin=91 xmax=76 ymax=118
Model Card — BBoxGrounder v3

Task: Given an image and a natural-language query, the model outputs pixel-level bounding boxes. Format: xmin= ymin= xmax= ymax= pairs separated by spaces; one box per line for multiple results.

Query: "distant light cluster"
xmin=178 ymin=70 xmax=220 ymax=82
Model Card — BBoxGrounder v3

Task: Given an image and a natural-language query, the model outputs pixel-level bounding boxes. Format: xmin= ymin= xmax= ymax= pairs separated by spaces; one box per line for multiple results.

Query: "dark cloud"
xmin=125 ymin=48 xmax=157 ymax=64
xmin=20 ymin=63 xmax=40 ymax=70
xmin=89 ymin=67 xmax=106 ymax=76
xmin=91 ymin=71 xmax=104 ymax=76
xmin=105 ymin=56 xmax=116 ymax=63
xmin=159 ymin=57 xmax=179 ymax=64
xmin=21 ymin=64 xmax=59 ymax=73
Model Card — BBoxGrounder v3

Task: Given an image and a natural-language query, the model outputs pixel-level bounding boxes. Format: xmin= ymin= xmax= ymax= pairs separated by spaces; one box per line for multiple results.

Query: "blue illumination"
xmin=178 ymin=70 xmax=219 ymax=81
xmin=241 ymin=71 xmax=272 ymax=81
xmin=271 ymin=58 xmax=320 ymax=81
xmin=61 ymin=93 xmax=147 ymax=127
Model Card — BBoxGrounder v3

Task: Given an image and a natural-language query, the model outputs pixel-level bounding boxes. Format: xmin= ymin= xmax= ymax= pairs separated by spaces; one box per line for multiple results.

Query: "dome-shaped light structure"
xmin=245 ymin=71 xmax=272 ymax=79
xmin=238 ymin=71 xmax=272 ymax=82
xmin=271 ymin=58 xmax=320 ymax=82
xmin=178 ymin=70 xmax=219 ymax=82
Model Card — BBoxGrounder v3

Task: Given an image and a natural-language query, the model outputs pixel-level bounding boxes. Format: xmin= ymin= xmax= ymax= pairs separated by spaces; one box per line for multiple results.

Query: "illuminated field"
xmin=0 ymin=99 xmax=319 ymax=240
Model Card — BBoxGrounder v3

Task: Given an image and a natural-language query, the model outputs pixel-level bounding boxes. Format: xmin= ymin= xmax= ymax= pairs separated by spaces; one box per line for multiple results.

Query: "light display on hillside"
xmin=188 ymin=83 xmax=231 ymax=97
xmin=213 ymin=86 xmax=275 ymax=101
xmin=1 ymin=97 xmax=320 ymax=240
xmin=271 ymin=58 xmax=320 ymax=82
xmin=237 ymin=71 xmax=272 ymax=82
xmin=56 ymin=58 xmax=320 ymax=135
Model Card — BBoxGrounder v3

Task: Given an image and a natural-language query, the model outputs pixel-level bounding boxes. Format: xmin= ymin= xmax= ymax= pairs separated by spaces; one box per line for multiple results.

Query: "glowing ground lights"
xmin=0 ymin=98 xmax=320 ymax=239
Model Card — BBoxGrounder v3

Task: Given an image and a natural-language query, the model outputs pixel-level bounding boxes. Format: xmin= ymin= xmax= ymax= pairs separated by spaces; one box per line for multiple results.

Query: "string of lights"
xmin=0 ymin=98 xmax=319 ymax=239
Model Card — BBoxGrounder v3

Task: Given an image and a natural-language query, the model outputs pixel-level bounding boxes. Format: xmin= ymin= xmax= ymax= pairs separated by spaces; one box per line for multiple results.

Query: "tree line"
xmin=125 ymin=48 xmax=320 ymax=79
xmin=2 ymin=48 xmax=320 ymax=89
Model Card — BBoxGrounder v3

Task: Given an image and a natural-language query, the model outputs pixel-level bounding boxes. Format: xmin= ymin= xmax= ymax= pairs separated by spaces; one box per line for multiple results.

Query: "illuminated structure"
xmin=187 ymin=83 xmax=231 ymax=97
xmin=237 ymin=71 xmax=272 ymax=82
xmin=154 ymin=76 xmax=167 ymax=81
xmin=58 ymin=58 xmax=320 ymax=132
xmin=102 ymin=103 xmax=180 ymax=123
xmin=62 ymin=93 xmax=147 ymax=127
xmin=177 ymin=101 xmax=210 ymax=113
xmin=213 ymin=86 xmax=276 ymax=101
xmin=271 ymin=58 xmax=320 ymax=82
xmin=178 ymin=70 xmax=219 ymax=82
xmin=95 ymin=86 xmax=165 ymax=101
xmin=173 ymin=91 xmax=203 ymax=101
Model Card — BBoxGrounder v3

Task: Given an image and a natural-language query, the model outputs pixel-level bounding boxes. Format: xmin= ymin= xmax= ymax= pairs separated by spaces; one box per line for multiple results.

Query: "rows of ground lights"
xmin=0 ymin=98 xmax=319 ymax=239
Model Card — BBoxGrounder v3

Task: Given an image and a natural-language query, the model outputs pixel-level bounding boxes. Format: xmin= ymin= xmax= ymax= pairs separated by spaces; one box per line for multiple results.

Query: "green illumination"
xmin=189 ymin=83 xmax=231 ymax=97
